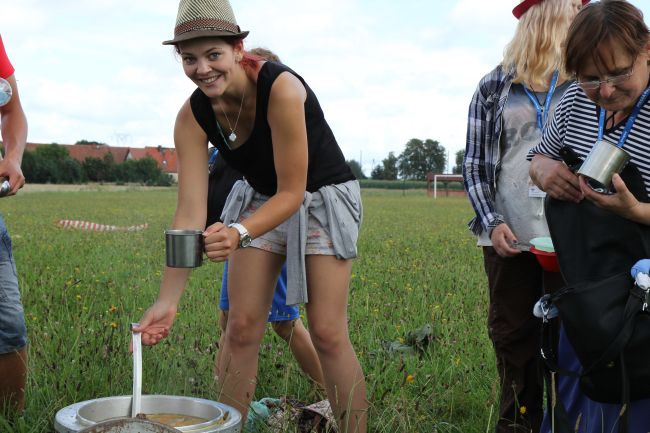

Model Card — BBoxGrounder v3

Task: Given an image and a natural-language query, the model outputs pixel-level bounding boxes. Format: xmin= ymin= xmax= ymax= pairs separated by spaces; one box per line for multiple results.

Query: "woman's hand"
xmin=203 ymin=222 xmax=240 ymax=262
xmin=490 ymin=223 xmax=521 ymax=258
xmin=131 ymin=300 xmax=176 ymax=347
xmin=530 ymin=155 xmax=583 ymax=202
xmin=579 ymin=174 xmax=644 ymax=221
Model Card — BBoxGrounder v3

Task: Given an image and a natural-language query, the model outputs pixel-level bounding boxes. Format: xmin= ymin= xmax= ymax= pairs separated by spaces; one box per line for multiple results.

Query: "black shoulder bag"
xmin=541 ymin=159 xmax=650 ymax=432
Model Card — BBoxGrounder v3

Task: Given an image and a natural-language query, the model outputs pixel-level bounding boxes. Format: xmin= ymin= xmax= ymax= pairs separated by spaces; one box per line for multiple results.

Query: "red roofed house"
xmin=25 ymin=142 xmax=130 ymax=164
xmin=144 ymin=146 xmax=178 ymax=181
xmin=23 ymin=142 xmax=179 ymax=181
xmin=125 ymin=146 xmax=178 ymax=181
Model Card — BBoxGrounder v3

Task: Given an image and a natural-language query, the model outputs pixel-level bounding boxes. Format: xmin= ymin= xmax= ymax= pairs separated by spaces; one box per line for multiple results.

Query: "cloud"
xmin=6 ymin=0 xmax=648 ymax=176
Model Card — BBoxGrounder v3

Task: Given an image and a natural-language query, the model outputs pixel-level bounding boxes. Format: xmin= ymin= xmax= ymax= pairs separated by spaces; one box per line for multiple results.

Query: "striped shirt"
xmin=529 ymin=83 xmax=650 ymax=195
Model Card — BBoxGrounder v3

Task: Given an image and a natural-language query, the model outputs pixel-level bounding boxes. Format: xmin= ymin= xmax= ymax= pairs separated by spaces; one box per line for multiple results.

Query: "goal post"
xmin=431 ymin=174 xmax=464 ymax=198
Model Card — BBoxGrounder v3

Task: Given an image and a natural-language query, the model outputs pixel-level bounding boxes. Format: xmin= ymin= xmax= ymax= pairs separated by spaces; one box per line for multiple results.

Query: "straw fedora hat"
xmin=163 ymin=0 xmax=249 ymax=45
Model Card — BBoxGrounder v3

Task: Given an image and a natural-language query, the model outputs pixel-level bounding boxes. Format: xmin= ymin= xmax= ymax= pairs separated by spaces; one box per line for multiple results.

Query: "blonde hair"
xmin=502 ymin=0 xmax=576 ymax=87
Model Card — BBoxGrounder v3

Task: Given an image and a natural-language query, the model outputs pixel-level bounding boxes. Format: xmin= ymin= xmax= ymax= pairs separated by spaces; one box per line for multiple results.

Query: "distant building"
xmin=143 ymin=146 xmax=178 ymax=181
xmin=23 ymin=142 xmax=178 ymax=181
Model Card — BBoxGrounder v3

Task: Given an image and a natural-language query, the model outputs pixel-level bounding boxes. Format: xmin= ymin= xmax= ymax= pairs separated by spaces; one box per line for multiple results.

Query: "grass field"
xmin=0 ymin=188 xmax=500 ymax=432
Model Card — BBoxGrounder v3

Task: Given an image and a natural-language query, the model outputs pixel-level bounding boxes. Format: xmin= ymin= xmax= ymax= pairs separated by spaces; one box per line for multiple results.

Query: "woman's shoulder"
xmin=256 ymin=61 xmax=307 ymax=105
xmin=188 ymin=87 xmax=214 ymax=126
xmin=556 ymin=82 xmax=590 ymax=116
xmin=189 ymin=86 xmax=209 ymax=107
xmin=477 ymin=65 xmax=511 ymax=89
xmin=258 ymin=60 xmax=297 ymax=77
xmin=473 ymin=64 xmax=512 ymax=103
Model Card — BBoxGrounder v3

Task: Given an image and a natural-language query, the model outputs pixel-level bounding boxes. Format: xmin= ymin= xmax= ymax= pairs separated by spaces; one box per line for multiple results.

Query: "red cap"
xmin=513 ymin=0 xmax=590 ymax=19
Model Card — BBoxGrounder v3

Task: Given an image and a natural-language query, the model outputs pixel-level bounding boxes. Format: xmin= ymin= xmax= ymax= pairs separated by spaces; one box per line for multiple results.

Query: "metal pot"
xmin=79 ymin=418 xmax=180 ymax=433
xmin=577 ymin=139 xmax=630 ymax=193
xmin=165 ymin=229 xmax=204 ymax=268
xmin=54 ymin=395 xmax=242 ymax=433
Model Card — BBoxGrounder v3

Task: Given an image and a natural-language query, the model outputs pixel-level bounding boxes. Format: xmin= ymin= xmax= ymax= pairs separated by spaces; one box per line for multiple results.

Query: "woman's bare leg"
xmin=214 ymin=310 xmax=228 ymax=382
xmin=271 ymin=319 xmax=325 ymax=387
xmin=0 ymin=346 xmax=27 ymax=415
xmin=217 ymin=248 xmax=284 ymax=419
xmin=305 ymin=256 xmax=367 ymax=433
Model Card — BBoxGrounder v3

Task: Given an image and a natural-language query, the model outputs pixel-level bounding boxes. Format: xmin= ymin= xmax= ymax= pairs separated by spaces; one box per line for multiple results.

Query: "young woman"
xmin=133 ymin=0 xmax=367 ymax=431
xmin=208 ymin=147 xmax=324 ymax=389
xmin=463 ymin=1 xmax=586 ymax=431
xmin=0 ymin=33 xmax=28 ymax=417
xmin=529 ymin=1 xmax=650 ymax=431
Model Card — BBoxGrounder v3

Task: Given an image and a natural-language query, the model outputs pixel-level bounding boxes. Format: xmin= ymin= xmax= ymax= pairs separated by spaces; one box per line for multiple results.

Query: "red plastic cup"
xmin=530 ymin=246 xmax=561 ymax=273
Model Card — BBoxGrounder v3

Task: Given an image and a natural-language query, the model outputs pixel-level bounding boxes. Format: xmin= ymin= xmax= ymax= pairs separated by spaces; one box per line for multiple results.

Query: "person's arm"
xmin=134 ymin=99 xmax=209 ymax=346
xmin=529 ymin=154 xmax=582 ymax=202
xmin=464 ymin=76 xmax=522 ymax=257
xmin=0 ymin=74 xmax=27 ymax=195
xmin=204 ymin=72 xmax=308 ymax=259
xmin=464 ymin=81 xmax=503 ymax=233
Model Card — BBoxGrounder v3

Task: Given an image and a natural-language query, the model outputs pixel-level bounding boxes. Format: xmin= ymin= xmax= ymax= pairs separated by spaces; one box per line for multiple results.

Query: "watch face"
xmin=240 ymin=235 xmax=253 ymax=248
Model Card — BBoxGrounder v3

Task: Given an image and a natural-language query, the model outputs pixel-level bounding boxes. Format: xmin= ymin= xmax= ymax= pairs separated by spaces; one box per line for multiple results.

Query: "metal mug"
xmin=0 ymin=179 xmax=10 ymax=197
xmin=165 ymin=229 xmax=204 ymax=268
xmin=577 ymin=140 xmax=630 ymax=194
xmin=0 ymin=77 xmax=12 ymax=107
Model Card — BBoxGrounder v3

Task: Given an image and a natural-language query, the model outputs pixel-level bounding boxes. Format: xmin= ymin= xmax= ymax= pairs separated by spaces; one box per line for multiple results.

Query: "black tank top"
xmin=190 ymin=61 xmax=355 ymax=196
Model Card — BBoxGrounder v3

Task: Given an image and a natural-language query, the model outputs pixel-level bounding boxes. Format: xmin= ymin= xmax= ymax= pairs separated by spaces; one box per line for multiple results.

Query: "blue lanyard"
xmin=523 ymin=70 xmax=560 ymax=130
xmin=597 ymin=86 xmax=650 ymax=147
xmin=208 ymin=148 xmax=219 ymax=165
xmin=208 ymin=148 xmax=219 ymax=173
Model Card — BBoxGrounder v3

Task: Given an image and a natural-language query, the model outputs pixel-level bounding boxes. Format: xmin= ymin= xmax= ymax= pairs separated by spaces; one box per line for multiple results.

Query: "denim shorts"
xmin=0 ymin=213 xmax=26 ymax=354
xmin=219 ymin=261 xmax=300 ymax=322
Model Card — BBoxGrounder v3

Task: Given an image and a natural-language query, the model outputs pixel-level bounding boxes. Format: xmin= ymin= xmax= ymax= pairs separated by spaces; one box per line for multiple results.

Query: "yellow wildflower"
xmin=406 ymin=374 xmax=415 ymax=384
xmin=519 ymin=406 xmax=527 ymax=415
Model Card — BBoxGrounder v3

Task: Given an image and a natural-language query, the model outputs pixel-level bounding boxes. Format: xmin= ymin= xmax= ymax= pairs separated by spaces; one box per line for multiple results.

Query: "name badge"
xmin=529 ymin=183 xmax=546 ymax=198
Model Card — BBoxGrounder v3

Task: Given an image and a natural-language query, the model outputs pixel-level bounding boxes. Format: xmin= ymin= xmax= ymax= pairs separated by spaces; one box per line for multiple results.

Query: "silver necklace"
xmin=219 ymin=87 xmax=245 ymax=142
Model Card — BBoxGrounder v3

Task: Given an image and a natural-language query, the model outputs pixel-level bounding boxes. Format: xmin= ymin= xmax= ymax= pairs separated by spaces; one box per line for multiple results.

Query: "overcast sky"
xmin=2 ymin=0 xmax=650 ymax=174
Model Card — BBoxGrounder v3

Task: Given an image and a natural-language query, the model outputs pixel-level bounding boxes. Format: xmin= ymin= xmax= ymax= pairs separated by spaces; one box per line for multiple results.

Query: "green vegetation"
xmin=21 ymin=144 xmax=173 ymax=186
xmin=0 ymin=188 xmax=499 ymax=432
xmin=359 ymin=179 xmax=465 ymax=191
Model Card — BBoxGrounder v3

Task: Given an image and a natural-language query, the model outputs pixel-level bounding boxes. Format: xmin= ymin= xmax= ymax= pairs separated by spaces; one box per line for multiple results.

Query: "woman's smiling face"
xmin=178 ymin=38 xmax=242 ymax=97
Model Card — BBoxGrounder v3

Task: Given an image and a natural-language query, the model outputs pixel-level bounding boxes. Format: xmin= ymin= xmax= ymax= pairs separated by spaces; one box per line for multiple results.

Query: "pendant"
xmin=228 ymin=132 xmax=237 ymax=142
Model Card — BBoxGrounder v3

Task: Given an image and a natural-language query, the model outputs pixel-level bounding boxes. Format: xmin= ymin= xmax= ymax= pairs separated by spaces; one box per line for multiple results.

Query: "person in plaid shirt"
xmin=463 ymin=1 xmax=586 ymax=431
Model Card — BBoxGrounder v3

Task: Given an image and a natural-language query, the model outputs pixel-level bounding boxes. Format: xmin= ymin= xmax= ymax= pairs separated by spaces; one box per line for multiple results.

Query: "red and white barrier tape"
xmin=57 ymin=220 xmax=148 ymax=232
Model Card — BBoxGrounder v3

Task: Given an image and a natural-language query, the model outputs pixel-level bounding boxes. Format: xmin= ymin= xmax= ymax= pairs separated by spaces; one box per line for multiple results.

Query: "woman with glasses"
xmin=463 ymin=1 xmax=585 ymax=431
xmin=529 ymin=1 xmax=650 ymax=431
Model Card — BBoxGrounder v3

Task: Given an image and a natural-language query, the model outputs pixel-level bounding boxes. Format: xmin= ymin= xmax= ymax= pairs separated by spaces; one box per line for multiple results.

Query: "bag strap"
xmin=541 ymin=319 xmax=579 ymax=378
xmin=618 ymin=352 xmax=630 ymax=433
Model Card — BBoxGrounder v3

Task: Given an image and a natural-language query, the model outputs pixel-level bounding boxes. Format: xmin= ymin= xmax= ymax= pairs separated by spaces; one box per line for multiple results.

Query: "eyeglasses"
xmin=577 ymin=60 xmax=636 ymax=90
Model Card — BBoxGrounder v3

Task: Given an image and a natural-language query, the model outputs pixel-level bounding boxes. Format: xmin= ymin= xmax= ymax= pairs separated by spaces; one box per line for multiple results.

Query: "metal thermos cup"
xmin=577 ymin=140 xmax=630 ymax=193
xmin=165 ymin=229 xmax=204 ymax=268
xmin=0 ymin=179 xmax=10 ymax=197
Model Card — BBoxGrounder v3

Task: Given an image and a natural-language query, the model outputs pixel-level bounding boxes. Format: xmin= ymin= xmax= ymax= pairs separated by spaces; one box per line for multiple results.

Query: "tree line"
xmin=20 ymin=143 xmax=173 ymax=186
xmin=346 ymin=138 xmax=466 ymax=181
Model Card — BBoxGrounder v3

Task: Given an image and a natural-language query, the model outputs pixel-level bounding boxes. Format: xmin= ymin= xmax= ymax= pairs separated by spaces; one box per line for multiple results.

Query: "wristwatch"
xmin=228 ymin=223 xmax=252 ymax=248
